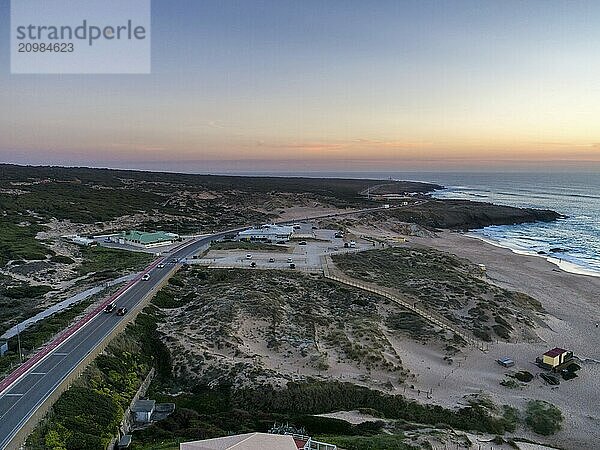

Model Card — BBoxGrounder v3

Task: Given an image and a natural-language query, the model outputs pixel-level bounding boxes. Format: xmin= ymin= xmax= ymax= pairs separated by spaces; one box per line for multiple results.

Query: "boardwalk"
xmin=320 ymin=255 xmax=487 ymax=352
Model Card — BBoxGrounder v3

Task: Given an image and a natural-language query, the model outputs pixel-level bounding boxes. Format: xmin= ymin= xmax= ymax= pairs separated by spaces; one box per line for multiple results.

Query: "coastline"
xmin=404 ymin=230 xmax=600 ymax=448
xmin=465 ymin=232 xmax=600 ymax=279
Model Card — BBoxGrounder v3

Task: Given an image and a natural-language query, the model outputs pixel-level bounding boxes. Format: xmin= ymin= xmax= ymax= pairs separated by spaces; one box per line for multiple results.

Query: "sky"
xmin=1 ymin=0 xmax=600 ymax=174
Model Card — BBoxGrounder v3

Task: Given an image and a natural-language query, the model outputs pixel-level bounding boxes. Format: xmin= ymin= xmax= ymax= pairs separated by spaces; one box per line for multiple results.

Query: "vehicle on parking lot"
xmin=104 ymin=303 xmax=116 ymax=313
xmin=298 ymin=241 xmax=307 ymax=245
xmin=141 ymin=273 xmax=150 ymax=281
xmin=287 ymin=257 xmax=293 ymax=263
xmin=540 ymin=373 xmax=560 ymax=385
xmin=246 ymin=254 xmax=252 ymax=259
xmin=289 ymin=263 xmax=296 ymax=269
xmin=116 ymin=307 xmax=127 ymax=316
xmin=344 ymin=242 xmax=349 ymax=248
xmin=350 ymin=240 xmax=356 ymax=248
xmin=269 ymin=257 xmax=275 ymax=263
xmin=497 ymin=357 xmax=515 ymax=368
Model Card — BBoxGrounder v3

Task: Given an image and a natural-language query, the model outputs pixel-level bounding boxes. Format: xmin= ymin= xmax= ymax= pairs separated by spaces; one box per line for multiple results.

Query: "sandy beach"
xmin=394 ymin=231 xmax=600 ymax=448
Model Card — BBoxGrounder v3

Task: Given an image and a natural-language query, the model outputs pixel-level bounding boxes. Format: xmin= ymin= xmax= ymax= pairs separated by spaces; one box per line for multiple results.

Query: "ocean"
xmin=412 ymin=172 xmax=600 ymax=277
xmin=234 ymin=170 xmax=600 ymax=277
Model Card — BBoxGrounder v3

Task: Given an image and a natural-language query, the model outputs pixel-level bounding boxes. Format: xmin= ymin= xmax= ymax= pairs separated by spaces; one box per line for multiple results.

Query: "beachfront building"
xmin=237 ymin=224 xmax=294 ymax=242
xmin=117 ymin=230 xmax=180 ymax=248
xmin=541 ymin=347 xmax=573 ymax=368
xmin=180 ymin=432 xmax=336 ymax=450
xmin=69 ymin=236 xmax=97 ymax=247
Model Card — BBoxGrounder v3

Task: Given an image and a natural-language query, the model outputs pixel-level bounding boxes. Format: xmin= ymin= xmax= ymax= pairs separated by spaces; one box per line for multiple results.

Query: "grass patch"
xmin=78 ymin=246 xmax=153 ymax=275
xmin=525 ymin=400 xmax=563 ymax=436
xmin=2 ymin=284 xmax=52 ymax=299
xmin=0 ymin=221 xmax=51 ymax=267
xmin=50 ymin=255 xmax=75 ymax=264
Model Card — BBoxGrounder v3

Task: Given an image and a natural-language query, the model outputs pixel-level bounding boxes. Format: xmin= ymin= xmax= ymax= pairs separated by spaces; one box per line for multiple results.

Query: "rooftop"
xmin=121 ymin=230 xmax=178 ymax=244
xmin=544 ymin=347 xmax=568 ymax=357
xmin=180 ymin=432 xmax=299 ymax=450
xmin=131 ymin=399 xmax=156 ymax=413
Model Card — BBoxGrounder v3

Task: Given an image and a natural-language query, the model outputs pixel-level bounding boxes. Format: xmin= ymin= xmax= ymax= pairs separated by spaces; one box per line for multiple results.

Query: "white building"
xmin=237 ymin=224 xmax=294 ymax=242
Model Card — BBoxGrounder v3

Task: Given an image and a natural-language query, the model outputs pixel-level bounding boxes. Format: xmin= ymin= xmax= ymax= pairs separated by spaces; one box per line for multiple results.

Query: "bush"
xmin=2 ymin=284 xmax=52 ymax=299
xmin=513 ymin=371 xmax=534 ymax=382
xmin=51 ymin=255 xmax=75 ymax=264
xmin=525 ymin=400 xmax=562 ymax=435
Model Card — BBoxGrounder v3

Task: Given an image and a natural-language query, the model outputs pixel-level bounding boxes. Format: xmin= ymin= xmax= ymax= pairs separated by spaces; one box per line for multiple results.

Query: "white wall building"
xmin=237 ymin=224 xmax=294 ymax=242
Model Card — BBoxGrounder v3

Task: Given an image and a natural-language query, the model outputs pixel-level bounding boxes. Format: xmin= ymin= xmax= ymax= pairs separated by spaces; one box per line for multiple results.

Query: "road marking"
xmin=53 ymin=352 xmax=68 ymax=356
xmin=4 ymin=393 xmax=23 ymax=397
xmin=29 ymin=372 xmax=46 ymax=376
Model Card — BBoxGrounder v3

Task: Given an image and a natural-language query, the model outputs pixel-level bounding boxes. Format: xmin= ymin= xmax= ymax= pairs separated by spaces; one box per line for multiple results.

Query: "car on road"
xmin=104 ymin=303 xmax=116 ymax=313
xmin=157 ymin=263 xmax=165 ymax=268
xmin=141 ymin=274 xmax=150 ymax=281
xmin=287 ymin=257 xmax=293 ymax=263
xmin=289 ymin=263 xmax=296 ymax=269
xmin=250 ymin=261 xmax=256 ymax=267
xmin=298 ymin=241 xmax=307 ymax=245
xmin=116 ymin=307 xmax=127 ymax=316
xmin=246 ymin=254 xmax=252 ymax=259
xmin=269 ymin=257 xmax=275 ymax=263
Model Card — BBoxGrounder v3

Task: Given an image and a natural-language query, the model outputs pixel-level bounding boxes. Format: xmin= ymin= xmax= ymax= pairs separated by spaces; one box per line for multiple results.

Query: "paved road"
xmin=0 ymin=203 xmax=411 ymax=449
xmin=0 ymin=232 xmax=226 ymax=450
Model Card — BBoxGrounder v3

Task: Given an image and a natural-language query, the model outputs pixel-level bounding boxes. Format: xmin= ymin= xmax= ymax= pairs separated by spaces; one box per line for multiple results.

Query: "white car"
xmin=141 ymin=274 xmax=150 ymax=281
xmin=246 ymin=254 xmax=252 ymax=259
xmin=287 ymin=257 xmax=293 ymax=263
xmin=157 ymin=263 xmax=165 ymax=268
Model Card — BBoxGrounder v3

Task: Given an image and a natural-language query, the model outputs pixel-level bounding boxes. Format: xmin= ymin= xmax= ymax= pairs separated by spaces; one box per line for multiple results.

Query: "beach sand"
xmin=395 ymin=231 xmax=600 ymax=448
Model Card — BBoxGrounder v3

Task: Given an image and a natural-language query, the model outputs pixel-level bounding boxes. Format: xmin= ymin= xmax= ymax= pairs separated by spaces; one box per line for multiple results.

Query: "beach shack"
xmin=540 ymin=347 xmax=573 ymax=369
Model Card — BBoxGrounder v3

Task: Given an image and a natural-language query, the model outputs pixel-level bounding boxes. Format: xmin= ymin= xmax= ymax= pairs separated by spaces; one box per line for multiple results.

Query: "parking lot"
xmin=191 ymin=222 xmax=375 ymax=272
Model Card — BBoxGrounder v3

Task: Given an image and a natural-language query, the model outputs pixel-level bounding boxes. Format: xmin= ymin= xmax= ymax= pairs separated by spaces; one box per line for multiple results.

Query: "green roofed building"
xmin=119 ymin=230 xmax=180 ymax=248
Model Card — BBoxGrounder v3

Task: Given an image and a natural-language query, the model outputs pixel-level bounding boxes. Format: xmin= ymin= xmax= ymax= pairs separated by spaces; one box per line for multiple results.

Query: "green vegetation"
xmin=513 ymin=371 xmax=534 ymax=382
xmin=333 ymin=247 xmax=542 ymax=341
xmin=0 ymin=221 xmax=51 ymax=267
xmin=30 ymin=387 xmax=122 ymax=450
xmin=0 ymin=294 xmax=102 ymax=377
xmin=27 ymin=319 xmax=158 ymax=450
xmin=50 ymin=255 xmax=75 ymax=264
xmin=2 ymin=284 xmax=52 ymax=299
xmin=525 ymin=400 xmax=563 ymax=436
xmin=374 ymin=199 xmax=560 ymax=230
xmin=77 ymin=246 xmax=154 ymax=275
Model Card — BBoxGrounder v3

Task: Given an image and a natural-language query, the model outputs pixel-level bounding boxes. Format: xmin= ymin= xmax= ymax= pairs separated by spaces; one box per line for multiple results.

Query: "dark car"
xmin=289 ymin=263 xmax=296 ymax=269
xmin=104 ymin=303 xmax=116 ymax=313
xmin=116 ymin=307 xmax=128 ymax=316
xmin=540 ymin=373 xmax=560 ymax=385
xmin=250 ymin=261 xmax=256 ymax=267
xmin=298 ymin=241 xmax=307 ymax=245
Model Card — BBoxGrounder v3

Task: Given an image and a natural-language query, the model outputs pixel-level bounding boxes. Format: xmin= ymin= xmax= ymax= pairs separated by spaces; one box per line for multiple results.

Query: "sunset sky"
xmin=1 ymin=0 xmax=599 ymax=173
